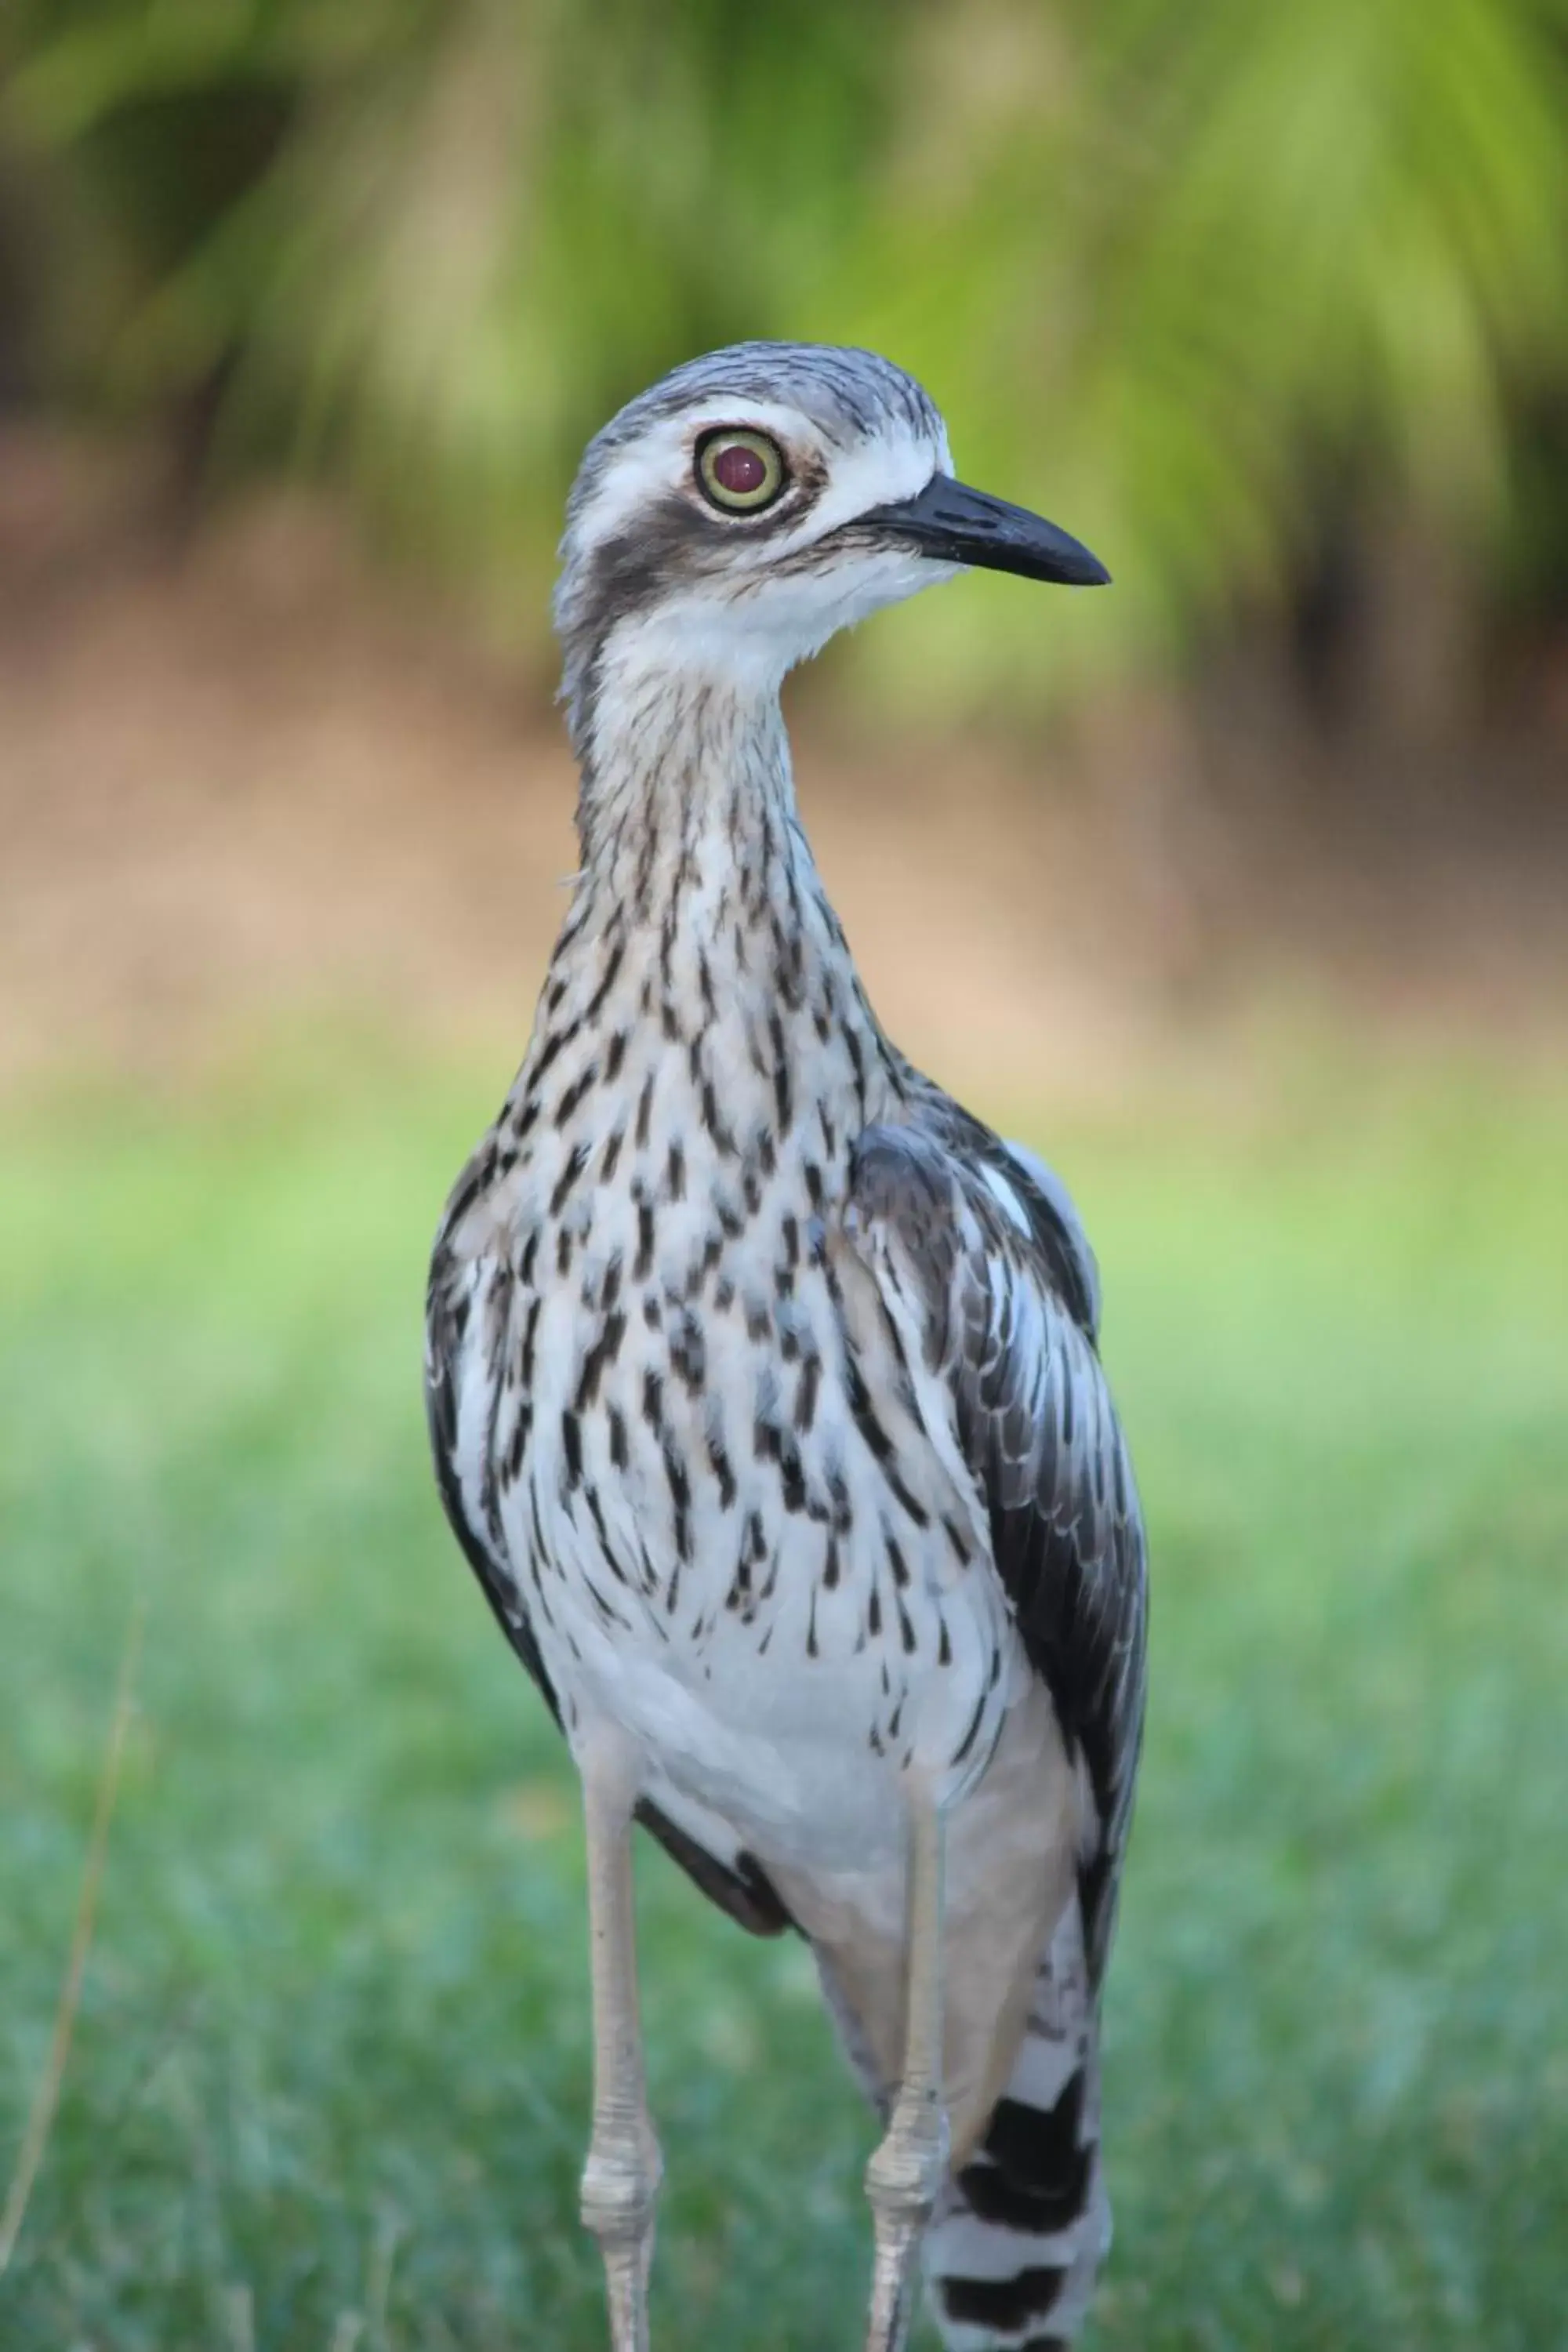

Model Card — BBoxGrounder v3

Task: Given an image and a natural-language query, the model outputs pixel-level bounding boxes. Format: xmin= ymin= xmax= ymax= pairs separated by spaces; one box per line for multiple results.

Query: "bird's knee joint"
xmin=581 ymin=2126 xmax=662 ymax=2245
xmin=866 ymin=2097 xmax=949 ymax=2220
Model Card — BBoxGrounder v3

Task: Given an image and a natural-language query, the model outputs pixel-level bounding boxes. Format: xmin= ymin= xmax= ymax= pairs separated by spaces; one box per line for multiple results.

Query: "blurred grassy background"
xmin=2 ymin=5 xmax=1566 ymax=2348
xmin=2 ymin=1055 xmax=1566 ymax=2350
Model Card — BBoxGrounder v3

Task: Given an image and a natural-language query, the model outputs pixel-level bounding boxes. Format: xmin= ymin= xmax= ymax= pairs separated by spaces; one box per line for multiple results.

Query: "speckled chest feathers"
xmin=429 ymin=677 xmax=1024 ymax=1875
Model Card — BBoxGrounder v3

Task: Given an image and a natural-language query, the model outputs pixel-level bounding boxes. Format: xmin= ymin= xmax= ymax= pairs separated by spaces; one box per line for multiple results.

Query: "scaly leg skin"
xmin=578 ymin=1746 xmax=662 ymax=2352
xmin=864 ymin=1791 xmax=949 ymax=2352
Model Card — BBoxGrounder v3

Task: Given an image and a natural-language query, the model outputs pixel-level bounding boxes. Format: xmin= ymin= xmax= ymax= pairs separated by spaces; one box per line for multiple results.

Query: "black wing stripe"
xmin=847 ymin=1109 xmax=1147 ymax=1986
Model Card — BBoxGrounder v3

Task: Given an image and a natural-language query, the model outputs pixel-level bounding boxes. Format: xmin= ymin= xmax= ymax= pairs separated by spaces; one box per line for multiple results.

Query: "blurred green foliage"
xmin=4 ymin=0 xmax=1568 ymax=708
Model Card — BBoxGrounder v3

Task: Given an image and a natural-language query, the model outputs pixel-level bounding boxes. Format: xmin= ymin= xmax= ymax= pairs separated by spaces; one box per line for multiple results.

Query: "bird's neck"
xmin=517 ymin=668 xmax=901 ymax=1171
xmin=572 ymin=665 xmax=800 ymax=922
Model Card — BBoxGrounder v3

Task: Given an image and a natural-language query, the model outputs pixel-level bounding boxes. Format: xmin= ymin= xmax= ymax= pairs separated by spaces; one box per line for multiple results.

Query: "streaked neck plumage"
xmin=517 ymin=657 xmax=902 ymax=1189
xmin=572 ymin=653 xmax=795 ymax=910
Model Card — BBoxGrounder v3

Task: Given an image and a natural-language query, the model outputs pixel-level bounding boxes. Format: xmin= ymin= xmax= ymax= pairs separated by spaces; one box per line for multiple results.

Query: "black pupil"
xmin=713 ymin=442 xmax=768 ymax=497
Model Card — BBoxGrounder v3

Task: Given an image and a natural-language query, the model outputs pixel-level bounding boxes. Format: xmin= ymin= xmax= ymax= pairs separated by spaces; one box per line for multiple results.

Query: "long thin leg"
xmin=578 ymin=1748 xmax=662 ymax=2352
xmin=864 ymin=1788 xmax=949 ymax=2352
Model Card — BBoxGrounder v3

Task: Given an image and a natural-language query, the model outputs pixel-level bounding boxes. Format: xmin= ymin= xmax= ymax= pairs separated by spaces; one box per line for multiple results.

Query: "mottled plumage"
xmin=424 ymin=342 xmax=1145 ymax=2352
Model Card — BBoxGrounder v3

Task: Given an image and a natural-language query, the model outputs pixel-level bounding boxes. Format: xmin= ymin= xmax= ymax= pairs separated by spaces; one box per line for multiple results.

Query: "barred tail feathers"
xmin=924 ymin=1895 xmax=1109 ymax=2351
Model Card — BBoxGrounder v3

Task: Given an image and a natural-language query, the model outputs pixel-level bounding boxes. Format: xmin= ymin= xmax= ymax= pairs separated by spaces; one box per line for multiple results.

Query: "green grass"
xmin=2 ymin=1044 xmax=1566 ymax=2350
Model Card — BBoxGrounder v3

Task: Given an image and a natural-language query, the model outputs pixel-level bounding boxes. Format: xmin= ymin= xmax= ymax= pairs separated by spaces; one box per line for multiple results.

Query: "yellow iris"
xmin=698 ymin=430 xmax=786 ymax=512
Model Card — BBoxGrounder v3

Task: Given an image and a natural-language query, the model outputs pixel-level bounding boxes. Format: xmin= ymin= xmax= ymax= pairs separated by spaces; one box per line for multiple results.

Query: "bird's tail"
xmin=923 ymin=1894 xmax=1109 ymax=2350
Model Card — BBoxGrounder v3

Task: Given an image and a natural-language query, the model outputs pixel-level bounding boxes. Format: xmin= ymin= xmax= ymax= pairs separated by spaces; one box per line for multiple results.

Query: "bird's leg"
xmin=578 ymin=1746 xmax=662 ymax=2352
xmin=864 ymin=1788 xmax=949 ymax=2352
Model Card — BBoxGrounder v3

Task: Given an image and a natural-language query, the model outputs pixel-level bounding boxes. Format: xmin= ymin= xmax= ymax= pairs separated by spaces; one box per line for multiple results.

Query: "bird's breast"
xmin=430 ymin=910 xmax=1022 ymax=1860
xmin=453 ymin=1153 xmax=1021 ymax=1860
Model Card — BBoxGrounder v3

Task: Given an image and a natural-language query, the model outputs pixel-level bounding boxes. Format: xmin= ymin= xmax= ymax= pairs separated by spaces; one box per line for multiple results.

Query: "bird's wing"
xmin=425 ymin=1220 xmax=564 ymax=1722
xmin=842 ymin=1104 xmax=1148 ymax=1984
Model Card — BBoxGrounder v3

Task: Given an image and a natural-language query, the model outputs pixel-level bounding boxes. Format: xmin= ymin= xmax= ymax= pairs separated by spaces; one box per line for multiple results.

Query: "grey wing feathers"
xmin=846 ymin=1109 xmax=1147 ymax=1984
xmin=1001 ymin=1135 xmax=1102 ymax=1340
xmin=425 ymin=1232 xmax=564 ymax=1721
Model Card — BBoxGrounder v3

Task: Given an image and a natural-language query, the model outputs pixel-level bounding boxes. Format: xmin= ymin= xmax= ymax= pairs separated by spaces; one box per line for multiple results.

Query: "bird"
xmin=424 ymin=342 xmax=1148 ymax=2352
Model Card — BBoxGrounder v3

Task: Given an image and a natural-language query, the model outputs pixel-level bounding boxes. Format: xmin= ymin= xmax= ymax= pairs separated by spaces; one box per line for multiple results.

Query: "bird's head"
xmin=554 ymin=341 xmax=1107 ymax=753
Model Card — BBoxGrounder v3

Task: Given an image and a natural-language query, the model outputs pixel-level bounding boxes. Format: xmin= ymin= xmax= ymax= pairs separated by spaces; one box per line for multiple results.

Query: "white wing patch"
xmin=1002 ymin=1137 xmax=1102 ymax=1340
xmin=978 ymin=1160 xmax=1033 ymax=1237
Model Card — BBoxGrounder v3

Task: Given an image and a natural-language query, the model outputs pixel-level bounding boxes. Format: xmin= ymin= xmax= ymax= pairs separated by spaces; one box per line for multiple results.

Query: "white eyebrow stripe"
xmin=575 ymin=404 xmax=948 ymax=559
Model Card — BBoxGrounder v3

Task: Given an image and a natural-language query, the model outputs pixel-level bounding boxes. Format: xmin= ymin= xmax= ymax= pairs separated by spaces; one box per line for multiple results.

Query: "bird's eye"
xmin=696 ymin=429 xmax=787 ymax=514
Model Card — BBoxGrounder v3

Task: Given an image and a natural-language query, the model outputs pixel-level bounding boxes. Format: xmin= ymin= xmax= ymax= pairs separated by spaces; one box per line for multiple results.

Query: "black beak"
xmin=858 ymin=473 xmax=1109 ymax=587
